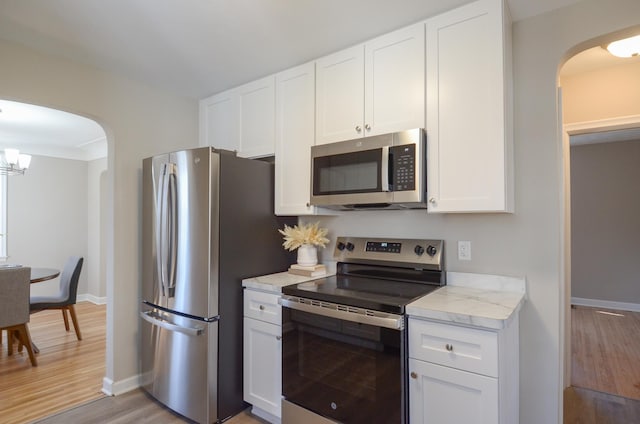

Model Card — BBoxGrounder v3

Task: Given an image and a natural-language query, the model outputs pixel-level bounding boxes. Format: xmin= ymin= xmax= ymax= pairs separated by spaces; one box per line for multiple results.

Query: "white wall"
xmin=8 ymin=155 xmax=88 ymax=296
xmin=0 ymin=37 xmax=198 ymax=391
xmin=88 ymin=157 xmax=108 ymax=301
xmin=8 ymin=154 xmax=107 ymax=303
xmin=570 ymin=140 xmax=640 ymax=304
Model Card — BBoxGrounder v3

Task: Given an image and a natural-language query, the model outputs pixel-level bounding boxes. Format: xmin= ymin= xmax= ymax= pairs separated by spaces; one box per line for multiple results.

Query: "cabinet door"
xmin=238 ymin=76 xmax=276 ymax=158
xmin=199 ymin=90 xmax=239 ymax=151
xmin=365 ymin=23 xmax=425 ymax=136
xmin=243 ymin=317 xmax=282 ymax=418
xmin=275 ymin=62 xmax=317 ymax=215
xmin=409 ymin=359 xmax=499 ymax=424
xmin=426 ymin=0 xmax=513 ymax=213
xmin=315 ymin=45 xmax=365 ymax=144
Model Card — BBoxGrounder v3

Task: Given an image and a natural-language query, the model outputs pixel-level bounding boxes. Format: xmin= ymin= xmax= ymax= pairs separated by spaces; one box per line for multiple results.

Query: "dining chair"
xmin=0 ymin=266 xmax=37 ymax=366
xmin=30 ymin=256 xmax=84 ymax=341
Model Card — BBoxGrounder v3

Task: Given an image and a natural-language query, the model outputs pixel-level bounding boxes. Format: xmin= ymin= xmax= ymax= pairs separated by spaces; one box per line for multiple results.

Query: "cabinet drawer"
xmin=409 ymin=318 xmax=498 ymax=377
xmin=244 ymin=289 xmax=282 ymax=325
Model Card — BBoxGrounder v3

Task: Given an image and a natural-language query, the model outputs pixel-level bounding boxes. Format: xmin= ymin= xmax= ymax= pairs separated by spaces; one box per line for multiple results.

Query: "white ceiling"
xmin=2 ymin=0 xmax=635 ymax=158
xmin=0 ymin=0 xmax=583 ymax=100
xmin=0 ymin=100 xmax=106 ymax=161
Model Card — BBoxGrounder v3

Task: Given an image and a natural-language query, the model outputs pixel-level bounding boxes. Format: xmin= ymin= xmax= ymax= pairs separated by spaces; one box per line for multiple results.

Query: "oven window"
xmin=313 ymin=149 xmax=382 ymax=195
xmin=282 ymin=309 xmax=403 ymax=423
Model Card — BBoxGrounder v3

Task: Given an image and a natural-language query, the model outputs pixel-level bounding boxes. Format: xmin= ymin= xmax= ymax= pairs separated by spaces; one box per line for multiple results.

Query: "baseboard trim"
xmin=78 ymin=293 xmax=107 ymax=305
xmin=251 ymin=406 xmax=281 ymax=424
xmin=102 ymin=375 xmax=140 ymax=396
xmin=571 ymin=297 xmax=640 ymax=313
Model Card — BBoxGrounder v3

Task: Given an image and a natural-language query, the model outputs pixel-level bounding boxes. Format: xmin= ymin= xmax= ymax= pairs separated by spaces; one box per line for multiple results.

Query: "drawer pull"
xmin=445 ymin=343 xmax=454 ymax=352
xmin=276 ymin=335 xmax=282 ymax=341
xmin=410 ymin=372 xmax=418 ymax=379
xmin=259 ymin=305 xmax=265 ymax=311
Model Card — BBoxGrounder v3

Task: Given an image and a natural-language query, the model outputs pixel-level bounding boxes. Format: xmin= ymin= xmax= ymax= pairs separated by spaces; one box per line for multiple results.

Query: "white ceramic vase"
xmin=297 ymin=244 xmax=318 ymax=267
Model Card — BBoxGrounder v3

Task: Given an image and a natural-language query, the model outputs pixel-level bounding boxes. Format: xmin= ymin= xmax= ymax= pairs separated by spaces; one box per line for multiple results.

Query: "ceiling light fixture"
xmin=0 ymin=148 xmax=31 ymax=175
xmin=606 ymin=34 xmax=640 ymax=58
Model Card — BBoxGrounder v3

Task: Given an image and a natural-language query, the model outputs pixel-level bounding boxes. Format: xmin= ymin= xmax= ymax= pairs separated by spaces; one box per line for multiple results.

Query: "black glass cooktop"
xmin=281 ymin=274 xmax=441 ymax=314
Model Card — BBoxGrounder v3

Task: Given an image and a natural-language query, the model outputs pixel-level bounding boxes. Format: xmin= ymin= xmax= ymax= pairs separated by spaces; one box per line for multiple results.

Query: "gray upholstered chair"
xmin=30 ymin=256 xmax=84 ymax=341
xmin=0 ymin=266 xmax=37 ymax=366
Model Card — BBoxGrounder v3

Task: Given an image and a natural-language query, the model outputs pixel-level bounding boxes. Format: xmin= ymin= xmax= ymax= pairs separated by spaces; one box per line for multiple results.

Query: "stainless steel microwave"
xmin=310 ymin=128 xmax=427 ymax=210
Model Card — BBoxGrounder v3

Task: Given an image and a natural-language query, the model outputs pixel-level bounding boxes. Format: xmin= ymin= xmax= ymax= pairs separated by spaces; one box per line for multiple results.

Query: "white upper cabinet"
xmin=426 ymin=0 xmax=513 ymax=213
xmin=199 ymin=90 xmax=239 ymax=152
xmin=275 ymin=62 xmax=318 ymax=215
xmin=199 ymin=76 xmax=276 ymax=158
xmin=237 ymin=76 xmax=276 ymax=158
xmin=315 ymin=45 xmax=365 ymax=144
xmin=315 ymin=23 xmax=425 ymax=145
xmin=365 ymin=23 xmax=425 ymax=136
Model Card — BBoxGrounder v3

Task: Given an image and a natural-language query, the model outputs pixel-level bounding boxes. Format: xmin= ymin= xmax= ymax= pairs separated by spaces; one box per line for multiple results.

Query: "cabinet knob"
xmin=259 ymin=305 xmax=265 ymax=311
xmin=276 ymin=335 xmax=282 ymax=341
xmin=365 ymin=124 xmax=371 ymax=131
xmin=306 ymin=202 xmax=311 ymax=208
xmin=429 ymin=197 xmax=437 ymax=204
xmin=445 ymin=343 xmax=454 ymax=352
xmin=355 ymin=125 xmax=362 ymax=132
xmin=410 ymin=372 xmax=418 ymax=379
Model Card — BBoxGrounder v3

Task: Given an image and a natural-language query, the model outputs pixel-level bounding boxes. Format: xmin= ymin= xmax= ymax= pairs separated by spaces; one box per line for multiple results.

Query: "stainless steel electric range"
xmin=280 ymin=236 xmax=445 ymax=424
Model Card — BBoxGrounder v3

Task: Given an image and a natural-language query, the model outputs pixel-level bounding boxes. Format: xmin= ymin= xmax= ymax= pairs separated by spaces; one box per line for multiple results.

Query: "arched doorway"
xmin=0 ymin=99 xmax=110 ymax=421
xmin=559 ymin=38 xmax=640 ymax=412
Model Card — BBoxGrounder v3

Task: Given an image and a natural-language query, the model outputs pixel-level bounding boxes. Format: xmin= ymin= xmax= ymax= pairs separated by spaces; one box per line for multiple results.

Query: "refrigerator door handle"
xmin=156 ymin=162 xmax=178 ymax=298
xmin=140 ymin=310 xmax=205 ymax=337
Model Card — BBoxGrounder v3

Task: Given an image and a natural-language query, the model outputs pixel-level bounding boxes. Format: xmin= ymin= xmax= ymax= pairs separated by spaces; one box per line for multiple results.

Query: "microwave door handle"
xmin=381 ymin=146 xmax=390 ymax=192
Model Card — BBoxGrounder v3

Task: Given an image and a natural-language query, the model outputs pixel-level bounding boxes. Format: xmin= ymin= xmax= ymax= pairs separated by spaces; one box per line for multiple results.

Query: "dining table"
xmin=30 ymin=267 xmax=60 ymax=284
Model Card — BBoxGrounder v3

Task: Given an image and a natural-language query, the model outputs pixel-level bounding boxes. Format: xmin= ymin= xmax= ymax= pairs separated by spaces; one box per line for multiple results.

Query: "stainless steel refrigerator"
xmin=140 ymin=147 xmax=294 ymax=423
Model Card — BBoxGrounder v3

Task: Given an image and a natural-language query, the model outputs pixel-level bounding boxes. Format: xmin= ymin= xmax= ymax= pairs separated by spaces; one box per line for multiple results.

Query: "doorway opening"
xmin=560 ymin=44 xmax=640 ymax=402
xmin=0 ymin=99 xmax=109 ymax=421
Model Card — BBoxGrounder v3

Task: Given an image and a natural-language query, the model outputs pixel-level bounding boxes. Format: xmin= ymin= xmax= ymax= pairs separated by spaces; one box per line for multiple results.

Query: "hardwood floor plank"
xmin=0 ymin=301 xmax=106 ymax=424
xmin=564 ymin=386 xmax=640 ymax=424
xmin=571 ymin=305 xmax=640 ymax=400
xmin=34 ymin=389 xmax=268 ymax=424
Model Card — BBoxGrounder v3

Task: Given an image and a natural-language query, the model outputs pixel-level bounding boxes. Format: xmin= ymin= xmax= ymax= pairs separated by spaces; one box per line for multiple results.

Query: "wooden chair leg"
xmin=62 ymin=308 xmax=70 ymax=331
xmin=7 ymin=329 xmax=13 ymax=355
xmin=17 ymin=324 xmax=37 ymax=366
xmin=67 ymin=305 xmax=82 ymax=341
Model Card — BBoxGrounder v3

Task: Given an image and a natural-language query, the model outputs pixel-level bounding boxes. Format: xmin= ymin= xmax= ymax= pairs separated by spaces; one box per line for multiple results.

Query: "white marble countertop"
xmin=406 ymin=272 xmax=526 ymax=330
xmin=242 ymin=271 xmax=333 ymax=293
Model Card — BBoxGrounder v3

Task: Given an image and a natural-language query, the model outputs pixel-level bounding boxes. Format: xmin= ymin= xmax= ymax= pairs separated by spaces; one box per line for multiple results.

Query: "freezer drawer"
xmin=140 ymin=304 xmax=218 ymax=424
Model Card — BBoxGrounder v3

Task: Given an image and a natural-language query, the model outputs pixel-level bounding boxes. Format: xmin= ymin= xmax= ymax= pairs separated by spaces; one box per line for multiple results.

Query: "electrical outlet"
xmin=458 ymin=241 xmax=471 ymax=261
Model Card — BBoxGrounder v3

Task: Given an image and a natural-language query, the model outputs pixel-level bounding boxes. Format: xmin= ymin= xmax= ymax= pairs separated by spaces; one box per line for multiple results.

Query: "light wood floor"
xmin=564 ymin=305 xmax=640 ymax=423
xmin=570 ymin=305 xmax=640 ymax=400
xmin=0 ymin=301 xmax=107 ymax=424
xmin=33 ymin=389 xmax=267 ymax=424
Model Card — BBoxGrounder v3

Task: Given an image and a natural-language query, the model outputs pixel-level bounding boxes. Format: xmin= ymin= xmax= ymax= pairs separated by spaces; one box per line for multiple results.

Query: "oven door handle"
xmin=279 ymin=296 xmax=404 ymax=330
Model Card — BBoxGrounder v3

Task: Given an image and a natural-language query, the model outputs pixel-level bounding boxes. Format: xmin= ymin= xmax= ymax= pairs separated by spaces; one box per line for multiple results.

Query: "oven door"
xmin=280 ymin=297 xmax=407 ymax=424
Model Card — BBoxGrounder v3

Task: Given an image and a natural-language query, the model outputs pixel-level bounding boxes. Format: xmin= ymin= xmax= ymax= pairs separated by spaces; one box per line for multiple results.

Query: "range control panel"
xmin=333 ymin=236 xmax=444 ymax=270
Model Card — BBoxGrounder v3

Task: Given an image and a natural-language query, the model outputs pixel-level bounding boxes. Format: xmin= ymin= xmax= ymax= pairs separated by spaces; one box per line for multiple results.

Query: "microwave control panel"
xmin=391 ymin=144 xmax=415 ymax=191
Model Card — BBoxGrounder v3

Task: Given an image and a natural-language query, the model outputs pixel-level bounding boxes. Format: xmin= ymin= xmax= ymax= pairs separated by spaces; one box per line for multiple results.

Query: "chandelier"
xmin=0 ymin=148 xmax=31 ymax=176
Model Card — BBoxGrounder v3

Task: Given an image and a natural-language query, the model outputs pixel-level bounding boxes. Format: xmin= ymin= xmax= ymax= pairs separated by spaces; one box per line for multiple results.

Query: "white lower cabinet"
xmin=409 ymin=358 xmax=498 ymax=423
xmin=408 ymin=316 xmax=519 ymax=424
xmin=243 ymin=289 xmax=282 ymax=423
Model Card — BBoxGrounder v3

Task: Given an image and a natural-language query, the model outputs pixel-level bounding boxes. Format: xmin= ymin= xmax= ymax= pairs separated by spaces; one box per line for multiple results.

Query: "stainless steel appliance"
xmin=310 ymin=129 xmax=426 ymax=210
xmin=141 ymin=147 xmax=294 ymax=424
xmin=280 ymin=236 xmax=445 ymax=424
